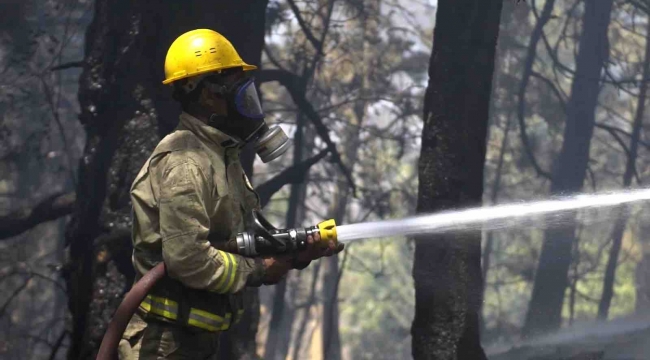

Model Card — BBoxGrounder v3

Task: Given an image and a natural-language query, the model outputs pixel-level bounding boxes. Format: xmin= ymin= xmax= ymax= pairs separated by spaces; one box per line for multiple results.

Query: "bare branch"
xmin=29 ymin=271 xmax=67 ymax=294
xmin=586 ymin=165 xmax=597 ymax=191
xmin=530 ymin=71 xmax=567 ymax=111
xmin=626 ymin=0 xmax=650 ymax=14
xmin=596 ymin=122 xmax=650 ymax=151
xmin=516 ymin=0 xmax=556 ymax=181
xmin=50 ymin=60 xmax=83 ymax=71
xmin=48 ymin=330 xmax=69 ymax=360
xmin=0 ymin=192 xmax=76 ymax=240
xmin=38 ymin=75 xmax=77 ymax=187
xmin=256 ymin=149 xmax=329 ymax=208
xmin=263 ymin=46 xmax=289 ymax=73
xmin=258 ymin=69 xmax=357 ymax=196
xmin=596 ymin=124 xmax=643 ymax=184
xmin=0 ymin=277 xmax=30 ymax=318
xmin=286 ymin=0 xmax=324 ymax=54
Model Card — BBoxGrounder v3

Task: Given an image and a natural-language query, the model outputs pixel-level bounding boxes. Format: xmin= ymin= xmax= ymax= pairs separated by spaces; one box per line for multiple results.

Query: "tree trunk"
xmin=636 ymin=219 xmax=650 ymax=313
xmin=597 ymin=17 xmax=650 ymax=321
xmin=481 ymin=114 xmax=512 ymax=308
xmin=65 ymin=1 xmax=268 ymax=358
xmin=264 ymin=113 xmax=311 ymax=360
xmin=411 ymin=0 xmax=502 ymax=359
xmin=523 ymin=0 xmax=615 ymax=337
xmin=265 ymin=1 xmax=335 ymax=358
xmin=321 ymin=190 xmax=346 ymax=360
xmin=321 ymin=1 xmax=378 ymax=357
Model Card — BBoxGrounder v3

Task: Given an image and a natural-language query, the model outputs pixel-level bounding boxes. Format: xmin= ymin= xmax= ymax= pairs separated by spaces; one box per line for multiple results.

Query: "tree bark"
xmin=597 ymin=17 xmax=650 ymax=321
xmin=411 ymin=0 xmax=502 ymax=359
xmin=523 ymin=0 xmax=615 ymax=337
xmin=64 ymin=1 xmax=269 ymax=358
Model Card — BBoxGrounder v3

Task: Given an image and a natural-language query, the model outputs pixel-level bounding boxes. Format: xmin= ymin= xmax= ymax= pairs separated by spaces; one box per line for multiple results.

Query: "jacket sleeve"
xmin=158 ymin=156 xmax=266 ymax=293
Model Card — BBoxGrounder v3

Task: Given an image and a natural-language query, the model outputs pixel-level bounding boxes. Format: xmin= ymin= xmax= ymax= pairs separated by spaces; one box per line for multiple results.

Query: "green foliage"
xmin=339 ymin=237 xmax=414 ymax=360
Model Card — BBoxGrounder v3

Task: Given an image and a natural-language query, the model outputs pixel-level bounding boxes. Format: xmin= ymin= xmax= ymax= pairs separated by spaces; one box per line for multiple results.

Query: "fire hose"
xmin=96 ymin=210 xmax=337 ymax=359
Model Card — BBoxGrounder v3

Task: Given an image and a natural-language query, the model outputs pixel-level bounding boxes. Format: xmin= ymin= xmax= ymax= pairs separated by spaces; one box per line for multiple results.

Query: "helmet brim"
xmin=162 ymin=63 xmax=257 ymax=85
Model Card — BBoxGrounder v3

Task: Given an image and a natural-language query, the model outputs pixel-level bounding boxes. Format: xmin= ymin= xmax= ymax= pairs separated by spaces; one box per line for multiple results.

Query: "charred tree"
xmin=597 ymin=17 xmax=650 ymax=320
xmin=64 ymin=0 xmax=269 ymax=358
xmin=523 ymin=0 xmax=615 ymax=337
xmin=411 ymin=0 xmax=502 ymax=359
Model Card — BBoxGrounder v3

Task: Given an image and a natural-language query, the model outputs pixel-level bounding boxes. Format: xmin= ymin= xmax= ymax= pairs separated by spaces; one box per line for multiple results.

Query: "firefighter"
xmin=118 ymin=29 xmax=344 ymax=359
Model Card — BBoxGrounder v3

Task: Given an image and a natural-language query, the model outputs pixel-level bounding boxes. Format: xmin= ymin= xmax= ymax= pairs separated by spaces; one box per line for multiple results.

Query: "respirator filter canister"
xmin=253 ymin=125 xmax=292 ymax=163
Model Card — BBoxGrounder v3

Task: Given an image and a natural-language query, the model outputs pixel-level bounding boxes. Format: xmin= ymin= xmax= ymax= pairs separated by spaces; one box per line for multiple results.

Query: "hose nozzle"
xmin=317 ymin=219 xmax=337 ymax=245
xmin=232 ymin=211 xmax=338 ymax=256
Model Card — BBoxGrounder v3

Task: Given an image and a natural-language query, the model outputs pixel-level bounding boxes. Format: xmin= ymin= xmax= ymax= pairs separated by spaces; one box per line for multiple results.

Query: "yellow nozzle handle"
xmin=317 ymin=219 xmax=337 ymax=246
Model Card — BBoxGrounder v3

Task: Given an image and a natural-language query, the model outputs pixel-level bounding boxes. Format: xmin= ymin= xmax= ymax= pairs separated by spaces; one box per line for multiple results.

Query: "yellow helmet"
xmin=162 ymin=29 xmax=257 ymax=85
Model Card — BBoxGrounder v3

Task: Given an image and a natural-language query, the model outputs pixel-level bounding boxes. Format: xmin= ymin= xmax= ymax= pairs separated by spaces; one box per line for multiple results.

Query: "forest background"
xmin=1 ymin=0 xmax=650 ymax=359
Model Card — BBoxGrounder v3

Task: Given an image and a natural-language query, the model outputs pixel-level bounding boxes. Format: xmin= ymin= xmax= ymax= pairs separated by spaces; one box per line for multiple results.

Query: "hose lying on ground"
xmin=96 ymin=262 xmax=166 ymax=360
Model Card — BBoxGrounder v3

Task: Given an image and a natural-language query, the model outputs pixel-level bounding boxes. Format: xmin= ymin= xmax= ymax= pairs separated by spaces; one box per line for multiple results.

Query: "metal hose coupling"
xmin=234 ymin=210 xmax=337 ymax=257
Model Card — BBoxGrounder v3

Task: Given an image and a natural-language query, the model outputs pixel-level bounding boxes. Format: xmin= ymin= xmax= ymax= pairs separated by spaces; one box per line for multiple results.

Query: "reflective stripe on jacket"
xmin=130 ymin=112 xmax=265 ymax=331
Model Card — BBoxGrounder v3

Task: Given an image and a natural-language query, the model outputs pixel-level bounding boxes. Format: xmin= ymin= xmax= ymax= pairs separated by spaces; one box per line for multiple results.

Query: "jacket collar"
xmin=178 ymin=112 xmax=242 ymax=150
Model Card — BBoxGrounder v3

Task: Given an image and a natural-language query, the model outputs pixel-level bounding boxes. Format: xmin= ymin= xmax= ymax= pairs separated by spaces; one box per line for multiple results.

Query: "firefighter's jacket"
xmin=130 ymin=112 xmax=266 ymax=332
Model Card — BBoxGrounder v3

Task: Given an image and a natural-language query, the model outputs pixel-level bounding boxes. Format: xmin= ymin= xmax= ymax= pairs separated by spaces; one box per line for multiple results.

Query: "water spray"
xmin=97 ymin=187 xmax=650 ymax=359
xmin=222 ymin=188 xmax=650 ymax=256
xmin=336 ymin=187 xmax=650 ymax=243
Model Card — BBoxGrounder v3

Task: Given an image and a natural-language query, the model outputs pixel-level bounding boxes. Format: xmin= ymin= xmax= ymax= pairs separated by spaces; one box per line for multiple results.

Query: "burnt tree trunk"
xmin=411 ymin=0 xmax=502 ymax=359
xmin=523 ymin=0 xmax=615 ymax=337
xmin=65 ymin=1 xmax=268 ymax=359
xmin=597 ymin=17 xmax=650 ymax=320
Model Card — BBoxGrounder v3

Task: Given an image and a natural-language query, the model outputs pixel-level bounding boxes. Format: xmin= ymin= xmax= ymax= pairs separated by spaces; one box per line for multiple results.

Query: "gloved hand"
xmin=262 ymin=233 xmax=346 ymax=283
xmin=294 ymin=232 xmax=345 ymax=267
xmin=262 ymin=255 xmax=294 ymax=284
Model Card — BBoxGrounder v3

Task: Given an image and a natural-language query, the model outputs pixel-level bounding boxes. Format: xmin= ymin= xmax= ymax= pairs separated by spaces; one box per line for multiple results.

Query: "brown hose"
xmin=96 ymin=241 xmax=241 ymax=359
xmin=96 ymin=262 xmax=166 ymax=360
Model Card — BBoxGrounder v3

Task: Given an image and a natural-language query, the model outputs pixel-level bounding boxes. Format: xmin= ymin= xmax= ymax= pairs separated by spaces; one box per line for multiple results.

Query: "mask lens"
xmin=235 ymin=79 xmax=264 ymax=119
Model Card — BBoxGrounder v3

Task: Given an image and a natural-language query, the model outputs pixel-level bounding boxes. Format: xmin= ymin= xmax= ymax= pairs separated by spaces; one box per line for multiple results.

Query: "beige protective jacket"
xmin=129 ymin=112 xmax=265 ymax=332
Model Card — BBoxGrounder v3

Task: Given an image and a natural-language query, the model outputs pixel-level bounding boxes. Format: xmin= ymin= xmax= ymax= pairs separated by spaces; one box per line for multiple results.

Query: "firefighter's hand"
xmin=262 ymin=255 xmax=293 ymax=285
xmin=295 ymin=232 xmax=345 ymax=264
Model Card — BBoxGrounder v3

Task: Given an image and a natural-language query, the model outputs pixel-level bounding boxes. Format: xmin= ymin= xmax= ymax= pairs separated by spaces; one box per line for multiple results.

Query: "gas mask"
xmin=197 ymin=74 xmax=291 ymax=163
